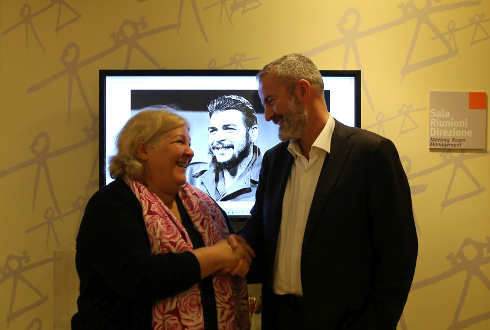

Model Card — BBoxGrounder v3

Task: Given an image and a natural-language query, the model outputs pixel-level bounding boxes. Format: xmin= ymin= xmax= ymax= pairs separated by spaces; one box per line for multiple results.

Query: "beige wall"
xmin=1 ymin=0 xmax=489 ymax=329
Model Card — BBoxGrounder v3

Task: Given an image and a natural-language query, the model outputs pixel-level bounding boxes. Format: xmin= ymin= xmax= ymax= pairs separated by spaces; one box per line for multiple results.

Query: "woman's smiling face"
xmin=139 ymin=125 xmax=194 ymax=200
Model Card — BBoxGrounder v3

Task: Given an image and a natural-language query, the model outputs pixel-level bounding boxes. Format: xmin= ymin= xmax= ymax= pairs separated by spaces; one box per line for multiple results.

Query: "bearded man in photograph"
xmin=187 ymin=95 xmax=262 ymax=202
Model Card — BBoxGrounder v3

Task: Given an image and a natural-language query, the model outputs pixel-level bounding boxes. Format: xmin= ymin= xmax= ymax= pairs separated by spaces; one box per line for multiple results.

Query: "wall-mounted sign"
xmin=429 ymin=91 xmax=487 ymax=149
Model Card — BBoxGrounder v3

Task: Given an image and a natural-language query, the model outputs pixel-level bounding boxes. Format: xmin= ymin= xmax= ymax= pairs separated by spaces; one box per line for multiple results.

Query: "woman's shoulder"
xmin=87 ymin=178 xmax=139 ymax=210
xmin=78 ymin=178 xmax=144 ymax=240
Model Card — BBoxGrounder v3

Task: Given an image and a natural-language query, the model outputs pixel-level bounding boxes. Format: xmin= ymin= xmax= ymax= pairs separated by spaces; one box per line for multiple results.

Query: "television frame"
xmin=99 ymin=69 xmax=361 ymax=218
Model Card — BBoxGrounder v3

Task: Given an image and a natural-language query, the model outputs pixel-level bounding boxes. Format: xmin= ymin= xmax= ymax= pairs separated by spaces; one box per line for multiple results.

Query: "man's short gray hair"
xmin=257 ymin=53 xmax=324 ymax=95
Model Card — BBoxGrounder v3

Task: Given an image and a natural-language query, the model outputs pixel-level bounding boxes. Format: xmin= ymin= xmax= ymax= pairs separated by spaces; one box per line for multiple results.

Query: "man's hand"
xmin=221 ymin=234 xmax=255 ymax=277
xmin=227 ymin=234 xmax=255 ymax=258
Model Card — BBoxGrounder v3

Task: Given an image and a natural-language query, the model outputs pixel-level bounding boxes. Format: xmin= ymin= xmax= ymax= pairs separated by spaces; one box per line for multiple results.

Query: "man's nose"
xmin=264 ymin=105 xmax=274 ymax=122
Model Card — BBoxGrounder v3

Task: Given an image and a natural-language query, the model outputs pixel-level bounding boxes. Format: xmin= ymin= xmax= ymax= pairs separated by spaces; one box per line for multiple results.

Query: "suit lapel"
xmin=302 ymin=121 xmax=355 ymax=248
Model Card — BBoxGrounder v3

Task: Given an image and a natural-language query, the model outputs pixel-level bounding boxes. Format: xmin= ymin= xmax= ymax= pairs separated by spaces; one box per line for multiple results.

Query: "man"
xmin=187 ymin=95 xmax=262 ymax=201
xmin=232 ymin=54 xmax=418 ymax=329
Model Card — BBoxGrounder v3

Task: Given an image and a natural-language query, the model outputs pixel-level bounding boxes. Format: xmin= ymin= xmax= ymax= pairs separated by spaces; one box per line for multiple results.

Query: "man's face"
xmin=208 ymin=110 xmax=251 ymax=169
xmin=259 ymin=73 xmax=308 ymax=141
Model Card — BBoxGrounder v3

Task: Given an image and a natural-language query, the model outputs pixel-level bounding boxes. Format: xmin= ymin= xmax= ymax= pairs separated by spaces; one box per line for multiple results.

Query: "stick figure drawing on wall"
xmin=469 ymin=13 xmax=490 ymax=45
xmin=110 ymin=17 xmax=163 ymax=69
xmin=407 ymin=151 xmax=487 ymax=212
xmin=60 ymin=42 xmax=97 ymax=121
xmin=409 ymin=237 xmax=490 ymax=330
xmin=444 ymin=20 xmax=460 ymax=56
xmin=396 ymin=103 xmax=420 ymax=136
xmin=27 ymin=20 xmax=180 ymax=108
xmin=435 ymin=13 xmax=489 ymax=48
xmin=177 ymin=0 xmax=208 ymax=42
xmin=229 ymin=0 xmax=262 ymax=16
xmin=29 ymin=132 xmax=63 ymax=223
xmin=397 ymin=0 xmax=460 ymax=80
xmin=0 ymin=253 xmax=53 ymax=326
xmin=2 ymin=4 xmax=46 ymax=52
xmin=204 ymin=0 xmax=262 ymax=26
xmin=25 ymin=42 xmax=96 ymax=122
xmin=335 ymin=8 xmax=376 ymax=113
xmin=1 ymin=1 xmax=82 ymax=51
xmin=438 ymin=153 xmax=486 ymax=210
xmin=364 ymin=104 xmax=425 ymax=137
xmin=207 ymin=52 xmax=260 ymax=69
xmin=204 ymin=0 xmax=234 ymax=25
xmin=25 ymin=207 xmax=62 ymax=248
xmin=50 ymin=0 xmax=83 ymax=33
xmin=26 ymin=317 xmax=43 ymax=330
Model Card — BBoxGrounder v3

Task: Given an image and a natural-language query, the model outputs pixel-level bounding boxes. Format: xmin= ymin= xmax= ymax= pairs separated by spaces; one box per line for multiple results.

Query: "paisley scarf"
xmin=125 ymin=178 xmax=249 ymax=330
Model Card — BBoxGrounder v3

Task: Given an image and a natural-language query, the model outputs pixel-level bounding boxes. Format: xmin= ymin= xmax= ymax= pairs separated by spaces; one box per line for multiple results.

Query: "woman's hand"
xmin=191 ymin=239 xmax=252 ymax=279
xmin=226 ymin=258 xmax=250 ymax=277
xmin=214 ymin=239 xmax=252 ymax=266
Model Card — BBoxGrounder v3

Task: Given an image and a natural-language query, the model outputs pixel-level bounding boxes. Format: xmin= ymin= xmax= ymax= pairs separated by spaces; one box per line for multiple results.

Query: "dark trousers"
xmin=269 ymin=293 xmax=309 ymax=330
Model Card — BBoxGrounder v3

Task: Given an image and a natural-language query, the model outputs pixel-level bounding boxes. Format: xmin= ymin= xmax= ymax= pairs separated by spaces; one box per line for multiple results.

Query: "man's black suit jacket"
xmin=239 ymin=120 xmax=418 ymax=330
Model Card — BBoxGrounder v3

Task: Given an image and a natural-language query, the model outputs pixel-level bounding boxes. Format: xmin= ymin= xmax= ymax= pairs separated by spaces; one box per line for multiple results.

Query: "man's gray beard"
xmin=209 ymin=135 xmax=252 ymax=172
xmin=278 ymin=96 xmax=308 ymax=141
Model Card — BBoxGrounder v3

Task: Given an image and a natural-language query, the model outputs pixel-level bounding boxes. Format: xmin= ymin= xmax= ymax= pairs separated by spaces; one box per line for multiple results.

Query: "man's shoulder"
xmin=263 ymin=141 xmax=290 ymax=157
xmin=334 ymin=120 xmax=387 ymax=145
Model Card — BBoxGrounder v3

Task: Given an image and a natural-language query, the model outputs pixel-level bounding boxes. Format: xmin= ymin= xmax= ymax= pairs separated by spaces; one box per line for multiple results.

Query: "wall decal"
xmin=207 ymin=52 xmax=260 ymax=69
xmin=204 ymin=0 xmax=262 ymax=26
xmin=1 ymin=1 xmax=82 ymax=51
xmin=25 ymin=317 xmax=42 ymax=330
xmin=409 ymin=237 xmax=490 ymax=330
xmin=364 ymin=103 xmax=426 ymax=137
xmin=0 ymin=253 xmax=54 ymax=326
xmin=407 ymin=152 xmax=487 ymax=211
xmin=303 ymin=1 xmax=483 ymax=114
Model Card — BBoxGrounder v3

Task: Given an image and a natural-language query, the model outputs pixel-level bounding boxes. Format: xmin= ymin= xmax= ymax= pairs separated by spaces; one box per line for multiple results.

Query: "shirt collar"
xmin=287 ymin=114 xmax=335 ymax=159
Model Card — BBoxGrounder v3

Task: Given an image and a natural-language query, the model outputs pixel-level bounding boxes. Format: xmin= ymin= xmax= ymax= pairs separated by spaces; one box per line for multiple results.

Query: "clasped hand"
xmin=220 ymin=234 xmax=255 ymax=278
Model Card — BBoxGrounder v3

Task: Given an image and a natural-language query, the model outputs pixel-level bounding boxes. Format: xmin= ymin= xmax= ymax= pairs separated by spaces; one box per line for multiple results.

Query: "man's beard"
xmin=209 ymin=133 xmax=252 ymax=172
xmin=278 ymin=96 xmax=308 ymax=141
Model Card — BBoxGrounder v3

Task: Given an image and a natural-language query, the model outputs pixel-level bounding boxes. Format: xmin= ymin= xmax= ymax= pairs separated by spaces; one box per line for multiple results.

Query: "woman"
xmin=72 ymin=109 xmax=251 ymax=330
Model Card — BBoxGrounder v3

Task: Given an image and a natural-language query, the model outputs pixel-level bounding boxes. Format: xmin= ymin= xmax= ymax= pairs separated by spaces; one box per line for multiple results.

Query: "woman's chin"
xmin=176 ymin=178 xmax=187 ymax=187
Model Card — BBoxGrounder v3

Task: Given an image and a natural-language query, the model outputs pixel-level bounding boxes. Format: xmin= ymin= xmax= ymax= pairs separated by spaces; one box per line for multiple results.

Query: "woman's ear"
xmin=136 ymin=141 xmax=149 ymax=161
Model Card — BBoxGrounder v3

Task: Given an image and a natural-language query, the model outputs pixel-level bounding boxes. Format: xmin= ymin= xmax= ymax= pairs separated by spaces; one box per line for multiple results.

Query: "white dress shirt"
xmin=272 ymin=115 xmax=335 ymax=296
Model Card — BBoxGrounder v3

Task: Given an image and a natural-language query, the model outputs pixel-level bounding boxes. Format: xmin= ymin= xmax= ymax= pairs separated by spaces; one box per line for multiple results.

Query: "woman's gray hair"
xmin=257 ymin=53 xmax=324 ymax=95
xmin=108 ymin=106 xmax=189 ymax=181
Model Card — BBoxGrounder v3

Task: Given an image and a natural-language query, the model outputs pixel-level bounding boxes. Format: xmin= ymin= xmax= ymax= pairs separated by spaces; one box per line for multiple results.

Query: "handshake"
xmin=191 ymin=234 xmax=255 ymax=279
xmin=219 ymin=235 xmax=255 ymax=278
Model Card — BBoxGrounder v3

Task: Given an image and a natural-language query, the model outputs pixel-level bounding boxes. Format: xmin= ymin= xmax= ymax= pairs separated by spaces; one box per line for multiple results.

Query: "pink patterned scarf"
xmin=125 ymin=178 xmax=249 ymax=330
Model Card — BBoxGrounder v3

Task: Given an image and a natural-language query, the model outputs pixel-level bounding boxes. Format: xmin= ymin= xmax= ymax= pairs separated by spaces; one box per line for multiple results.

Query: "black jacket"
xmin=239 ymin=121 xmax=418 ymax=330
xmin=72 ymin=178 xmax=202 ymax=330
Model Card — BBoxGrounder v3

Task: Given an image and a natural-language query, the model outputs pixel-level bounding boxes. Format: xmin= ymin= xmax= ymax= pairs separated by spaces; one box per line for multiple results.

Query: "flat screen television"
xmin=99 ymin=69 xmax=361 ymax=218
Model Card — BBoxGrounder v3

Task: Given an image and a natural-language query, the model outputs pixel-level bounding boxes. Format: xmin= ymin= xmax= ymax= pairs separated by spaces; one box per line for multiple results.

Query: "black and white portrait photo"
xmin=186 ymin=95 xmax=262 ymax=202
